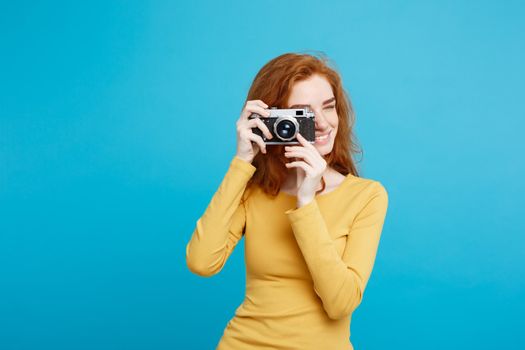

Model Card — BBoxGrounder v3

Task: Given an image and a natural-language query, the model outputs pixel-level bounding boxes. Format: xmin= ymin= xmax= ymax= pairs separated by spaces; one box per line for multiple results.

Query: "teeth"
xmin=315 ymin=131 xmax=330 ymax=141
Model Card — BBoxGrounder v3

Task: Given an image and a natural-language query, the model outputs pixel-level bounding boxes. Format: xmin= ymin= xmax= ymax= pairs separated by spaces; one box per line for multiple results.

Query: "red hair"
xmin=243 ymin=52 xmax=362 ymax=200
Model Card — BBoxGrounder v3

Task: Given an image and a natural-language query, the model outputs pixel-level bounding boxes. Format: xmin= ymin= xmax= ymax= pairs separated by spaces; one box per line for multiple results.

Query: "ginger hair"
xmin=242 ymin=51 xmax=362 ymax=200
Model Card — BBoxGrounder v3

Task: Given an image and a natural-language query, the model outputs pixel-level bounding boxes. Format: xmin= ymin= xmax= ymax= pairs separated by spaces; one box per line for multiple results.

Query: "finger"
xmin=284 ymin=149 xmax=316 ymax=165
xmin=246 ymin=118 xmax=273 ymax=139
xmin=284 ymin=145 xmax=321 ymax=161
xmin=246 ymin=99 xmax=269 ymax=109
xmin=241 ymin=104 xmax=271 ymax=120
xmin=285 ymin=160 xmax=313 ymax=175
xmin=246 ymin=104 xmax=271 ymax=117
xmin=284 ymin=145 xmax=306 ymax=152
xmin=296 ymin=133 xmax=316 ymax=149
xmin=246 ymin=132 xmax=267 ymax=154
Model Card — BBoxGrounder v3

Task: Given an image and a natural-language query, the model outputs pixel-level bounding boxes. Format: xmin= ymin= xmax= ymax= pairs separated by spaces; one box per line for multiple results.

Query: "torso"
xmin=218 ymin=167 xmax=374 ymax=350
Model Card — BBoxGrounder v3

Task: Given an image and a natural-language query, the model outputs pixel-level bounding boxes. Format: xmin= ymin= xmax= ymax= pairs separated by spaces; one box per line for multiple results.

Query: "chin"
xmin=314 ymin=142 xmax=335 ymax=156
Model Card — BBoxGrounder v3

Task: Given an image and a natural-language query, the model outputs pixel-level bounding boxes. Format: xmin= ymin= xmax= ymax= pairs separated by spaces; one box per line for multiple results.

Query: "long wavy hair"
xmin=242 ymin=51 xmax=362 ymax=201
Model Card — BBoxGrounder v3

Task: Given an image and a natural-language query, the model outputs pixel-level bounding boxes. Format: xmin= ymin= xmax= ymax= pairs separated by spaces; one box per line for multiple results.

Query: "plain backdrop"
xmin=1 ymin=1 xmax=524 ymax=349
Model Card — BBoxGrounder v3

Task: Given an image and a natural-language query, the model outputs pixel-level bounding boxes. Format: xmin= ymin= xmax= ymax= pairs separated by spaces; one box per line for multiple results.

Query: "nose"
xmin=314 ymin=108 xmax=329 ymax=130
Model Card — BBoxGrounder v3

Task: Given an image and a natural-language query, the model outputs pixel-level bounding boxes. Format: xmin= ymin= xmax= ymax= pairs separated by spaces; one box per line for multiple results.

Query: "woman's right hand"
xmin=235 ymin=100 xmax=273 ymax=163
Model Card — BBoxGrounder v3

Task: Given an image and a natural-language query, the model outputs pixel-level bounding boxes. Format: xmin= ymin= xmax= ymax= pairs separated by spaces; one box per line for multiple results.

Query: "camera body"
xmin=248 ymin=107 xmax=316 ymax=145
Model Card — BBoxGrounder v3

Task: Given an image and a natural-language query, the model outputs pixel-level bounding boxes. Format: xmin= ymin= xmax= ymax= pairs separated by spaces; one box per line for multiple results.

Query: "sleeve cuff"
xmin=230 ymin=156 xmax=257 ymax=177
xmin=285 ymin=198 xmax=320 ymax=223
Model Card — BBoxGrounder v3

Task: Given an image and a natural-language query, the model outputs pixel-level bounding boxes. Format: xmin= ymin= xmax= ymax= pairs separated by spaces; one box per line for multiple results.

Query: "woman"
xmin=185 ymin=52 xmax=389 ymax=350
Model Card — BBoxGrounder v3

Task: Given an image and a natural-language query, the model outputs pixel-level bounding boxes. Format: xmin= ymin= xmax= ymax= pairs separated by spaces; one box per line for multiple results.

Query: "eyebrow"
xmin=289 ymin=97 xmax=336 ymax=108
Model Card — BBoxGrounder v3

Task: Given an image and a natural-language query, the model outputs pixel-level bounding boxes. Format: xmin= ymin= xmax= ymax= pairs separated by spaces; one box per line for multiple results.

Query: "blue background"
xmin=1 ymin=1 xmax=524 ymax=349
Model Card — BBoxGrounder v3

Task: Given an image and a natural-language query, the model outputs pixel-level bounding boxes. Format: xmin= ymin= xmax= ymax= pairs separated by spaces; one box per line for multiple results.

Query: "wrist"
xmin=297 ymin=195 xmax=314 ymax=208
xmin=235 ymin=154 xmax=253 ymax=164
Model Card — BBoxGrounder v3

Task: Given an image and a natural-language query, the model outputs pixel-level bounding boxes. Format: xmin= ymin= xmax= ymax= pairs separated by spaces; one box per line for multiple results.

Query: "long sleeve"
xmin=186 ymin=156 xmax=256 ymax=277
xmin=284 ymin=181 xmax=389 ymax=320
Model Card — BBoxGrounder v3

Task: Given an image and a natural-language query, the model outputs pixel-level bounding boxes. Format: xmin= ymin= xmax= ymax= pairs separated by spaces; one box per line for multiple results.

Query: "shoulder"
xmin=361 ymin=180 xmax=388 ymax=216
xmin=346 ymin=175 xmax=388 ymax=206
xmin=368 ymin=179 xmax=388 ymax=199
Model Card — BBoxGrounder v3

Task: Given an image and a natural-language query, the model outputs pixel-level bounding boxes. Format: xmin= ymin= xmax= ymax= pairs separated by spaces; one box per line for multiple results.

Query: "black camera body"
xmin=248 ymin=107 xmax=315 ymax=145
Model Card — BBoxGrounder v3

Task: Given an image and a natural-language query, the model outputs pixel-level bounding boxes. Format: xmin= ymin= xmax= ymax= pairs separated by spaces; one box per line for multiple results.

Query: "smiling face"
xmin=287 ymin=74 xmax=339 ymax=156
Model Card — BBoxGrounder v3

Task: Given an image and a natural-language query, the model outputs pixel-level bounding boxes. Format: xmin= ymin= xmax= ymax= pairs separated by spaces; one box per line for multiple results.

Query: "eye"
xmin=324 ymin=105 xmax=336 ymax=110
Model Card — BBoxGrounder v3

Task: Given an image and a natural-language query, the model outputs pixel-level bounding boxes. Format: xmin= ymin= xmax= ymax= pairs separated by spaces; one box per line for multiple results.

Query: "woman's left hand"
xmin=284 ymin=133 xmax=327 ymax=207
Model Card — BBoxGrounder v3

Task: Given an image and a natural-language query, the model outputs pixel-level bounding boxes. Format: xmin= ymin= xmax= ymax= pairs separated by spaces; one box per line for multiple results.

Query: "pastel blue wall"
xmin=1 ymin=1 xmax=524 ymax=349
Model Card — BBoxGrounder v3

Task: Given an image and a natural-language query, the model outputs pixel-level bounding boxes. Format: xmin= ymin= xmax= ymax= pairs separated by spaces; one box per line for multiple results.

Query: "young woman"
xmin=186 ymin=52 xmax=389 ymax=350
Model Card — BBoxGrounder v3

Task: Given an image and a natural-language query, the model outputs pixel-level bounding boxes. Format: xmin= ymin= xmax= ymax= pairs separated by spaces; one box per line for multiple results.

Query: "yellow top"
xmin=186 ymin=156 xmax=389 ymax=350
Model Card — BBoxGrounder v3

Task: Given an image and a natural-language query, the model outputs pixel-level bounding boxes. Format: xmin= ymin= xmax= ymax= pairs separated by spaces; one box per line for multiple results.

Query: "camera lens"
xmin=275 ymin=119 xmax=296 ymax=140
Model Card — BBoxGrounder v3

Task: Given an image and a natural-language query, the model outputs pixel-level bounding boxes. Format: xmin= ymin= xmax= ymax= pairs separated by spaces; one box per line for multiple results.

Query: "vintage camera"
xmin=248 ymin=107 xmax=315 ymax=145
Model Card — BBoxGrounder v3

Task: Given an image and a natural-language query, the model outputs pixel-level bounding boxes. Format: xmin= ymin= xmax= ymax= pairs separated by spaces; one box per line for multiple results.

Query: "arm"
xmin=284 ymin=182 xmax=389 ymax=320
xmin=185 ymin=156 xmax=256 ymax=277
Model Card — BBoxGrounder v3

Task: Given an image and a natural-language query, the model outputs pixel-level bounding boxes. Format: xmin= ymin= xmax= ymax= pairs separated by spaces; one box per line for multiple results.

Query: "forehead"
xmin=287 ymin=74 xmax=334 ymax=105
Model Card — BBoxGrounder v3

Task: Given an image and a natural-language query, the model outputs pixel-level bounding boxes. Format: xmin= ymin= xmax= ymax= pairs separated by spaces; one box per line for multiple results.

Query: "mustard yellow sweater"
xmin=186 ymin=156 xmax=389 ymax=350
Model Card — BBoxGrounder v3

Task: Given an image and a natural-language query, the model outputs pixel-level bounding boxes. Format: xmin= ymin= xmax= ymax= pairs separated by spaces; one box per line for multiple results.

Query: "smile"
xmin=315 ymin=129 xmax=332 ymax=143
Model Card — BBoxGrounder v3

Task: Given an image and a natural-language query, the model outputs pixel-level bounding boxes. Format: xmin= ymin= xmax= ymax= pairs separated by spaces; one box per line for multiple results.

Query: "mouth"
xmin=315 ymin=129 xmax=332 ymax=143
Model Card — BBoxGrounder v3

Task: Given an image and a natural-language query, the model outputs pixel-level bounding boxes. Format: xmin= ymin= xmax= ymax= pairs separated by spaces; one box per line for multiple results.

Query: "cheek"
xmin=329 ymin=112 xmax=339 ymax=128
xmin=330 ymin=116 xmax=338 ymax=142
xmin=330 ymin=129 xmax=338 ymax=145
